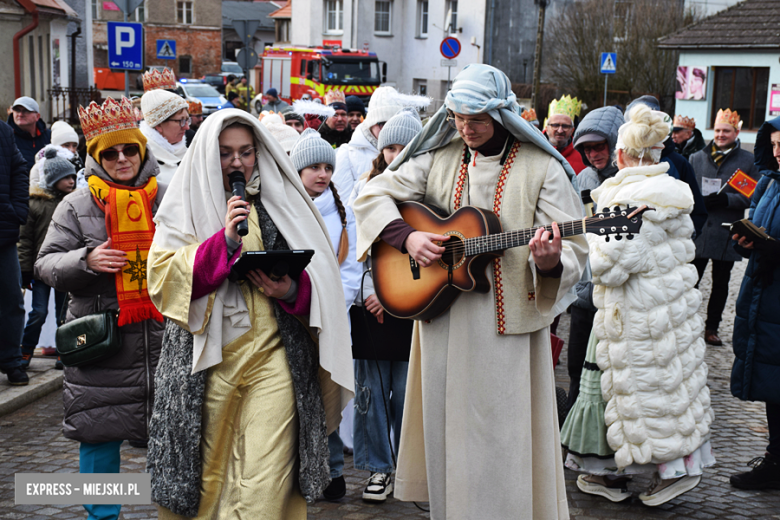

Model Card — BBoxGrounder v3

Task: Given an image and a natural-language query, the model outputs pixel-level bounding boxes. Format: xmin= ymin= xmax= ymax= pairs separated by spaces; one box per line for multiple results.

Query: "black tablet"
xmin=231 ymin=250 xmax=315 ymax=280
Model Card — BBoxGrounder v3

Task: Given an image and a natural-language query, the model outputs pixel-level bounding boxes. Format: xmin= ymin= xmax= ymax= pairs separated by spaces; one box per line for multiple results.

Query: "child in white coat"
xmin=290 ymin=128 xmax=361 ymax=500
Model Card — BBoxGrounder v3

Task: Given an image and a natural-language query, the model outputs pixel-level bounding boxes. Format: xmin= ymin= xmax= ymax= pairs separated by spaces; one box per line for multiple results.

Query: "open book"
xmin=725 ymin=219 xmax=777 ymax=248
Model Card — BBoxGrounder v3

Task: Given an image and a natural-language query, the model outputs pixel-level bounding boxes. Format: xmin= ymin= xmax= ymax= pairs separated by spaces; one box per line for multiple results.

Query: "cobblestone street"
xmin=0 ymin=261 xmax=777 ymax=518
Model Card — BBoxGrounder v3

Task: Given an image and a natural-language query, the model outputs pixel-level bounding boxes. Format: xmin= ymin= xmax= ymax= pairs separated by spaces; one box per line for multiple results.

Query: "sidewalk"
xmin=0 ymin=352 xmax=62 ymax=417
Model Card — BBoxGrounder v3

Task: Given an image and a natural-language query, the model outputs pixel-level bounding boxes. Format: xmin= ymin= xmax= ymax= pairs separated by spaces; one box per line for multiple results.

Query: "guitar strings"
xmin=437 ymin=213 xmax=635 ymax=256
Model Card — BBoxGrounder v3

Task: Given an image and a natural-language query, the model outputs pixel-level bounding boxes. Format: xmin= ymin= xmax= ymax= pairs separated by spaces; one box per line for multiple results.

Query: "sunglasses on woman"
xmin=100 ymin=144 xmax=140 ymax=162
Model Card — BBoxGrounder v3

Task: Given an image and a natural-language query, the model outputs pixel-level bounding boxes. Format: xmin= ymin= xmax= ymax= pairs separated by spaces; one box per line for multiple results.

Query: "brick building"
xmin=92 ymin=0 xmax=222 ymax=86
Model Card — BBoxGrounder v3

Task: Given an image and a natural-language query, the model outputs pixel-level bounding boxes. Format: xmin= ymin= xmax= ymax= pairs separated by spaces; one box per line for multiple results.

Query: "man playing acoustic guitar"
xmin=352 ymin=64 xmax=588 ymax=519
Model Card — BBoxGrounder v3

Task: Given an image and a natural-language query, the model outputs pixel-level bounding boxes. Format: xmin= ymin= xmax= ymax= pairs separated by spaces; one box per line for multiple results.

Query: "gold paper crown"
xmin=143 ymin=68 xmax=176 ymax=92
xmin=188 ymin=100 xmax=203 ymax=115
xmin=521 ymin=109 xmax=538 ymax=122
xmin=673 ymin=115 xmax=696 ymax=130
xmin=78 ymin=97 xmax=138 ymax=141
xmin=546 ymin=95 xmax=582 ymax=126
xmin=715 ymin=108 xmax=743 ymax=131
xmin=324 ymin=90 xmax=346 ymax=105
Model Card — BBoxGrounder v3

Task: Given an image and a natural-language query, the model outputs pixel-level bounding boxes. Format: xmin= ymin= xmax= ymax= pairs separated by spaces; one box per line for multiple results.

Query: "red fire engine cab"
xmin=260 ymin=46 xmax=386 ymax=106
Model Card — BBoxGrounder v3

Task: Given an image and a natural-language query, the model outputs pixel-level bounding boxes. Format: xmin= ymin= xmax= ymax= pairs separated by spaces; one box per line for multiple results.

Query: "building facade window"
xmin=417 ymin=1 xmax=428 ymax=37
xmin=325 ymin=0 xmax=344 ymax=34
xmin=711 ymin=66 xmax=769 ymax=130
xmin=177 ymin=1 xmax=193 ymax=24
xmin=375 ymin=1 xmax=392 ymax=34
xmin=447 ymin=0 xmax=458 ymax=34
xmin=180 ymin=56 xmax=191 ymax=74
xmin=91 ymin=0 xmax=99 ymax=20
xmin=133 ymin=2 xmax=144 ymax=22
xmin=276 ymin=19 xmax=291 ymax=43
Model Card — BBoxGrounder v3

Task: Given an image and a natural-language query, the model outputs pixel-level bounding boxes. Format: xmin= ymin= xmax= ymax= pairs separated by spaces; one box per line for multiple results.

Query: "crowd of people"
xmin=0 ymin=61 xmax=778 ymax=520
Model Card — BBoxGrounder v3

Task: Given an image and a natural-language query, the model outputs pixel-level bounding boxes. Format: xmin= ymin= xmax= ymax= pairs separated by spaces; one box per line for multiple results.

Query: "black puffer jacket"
xmin=0 ymin=121 xmax=29 ymax=247
xmin=35 ymin=151 xmax=166 ymax=444
xmin=6 ymin=115 xmax=50 ymax=173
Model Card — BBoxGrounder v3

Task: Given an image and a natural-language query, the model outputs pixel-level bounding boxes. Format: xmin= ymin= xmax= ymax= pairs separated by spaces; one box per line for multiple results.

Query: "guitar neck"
xmin=465 ymin=219 xmax=585 ymax=256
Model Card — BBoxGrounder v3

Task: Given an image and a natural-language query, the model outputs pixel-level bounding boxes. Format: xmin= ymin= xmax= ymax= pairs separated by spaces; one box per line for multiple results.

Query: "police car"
xmin=175 ymin=79 xmax=227 ymax=116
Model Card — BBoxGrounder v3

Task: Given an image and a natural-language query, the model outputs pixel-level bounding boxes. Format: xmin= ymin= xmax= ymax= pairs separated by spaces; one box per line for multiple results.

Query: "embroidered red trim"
xmin=452 ymin=141 xmax=521 ymax=335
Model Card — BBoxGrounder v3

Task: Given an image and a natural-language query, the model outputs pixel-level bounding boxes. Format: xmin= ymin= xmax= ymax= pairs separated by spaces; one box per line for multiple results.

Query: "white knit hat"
xmin=50 ymin=121 xmax=79 ymax=147
xmin=141 ymin=89 xmax=189 ymax=128
xmin=261 ymin=114 xmax=300 ymax=153
xmin=364 ymin=86 xmax=403 ymax=129
xmin=289 ymin=128 xmax=336 ymax=172
xmin=378 ymin=108 xmax=422 ymax=151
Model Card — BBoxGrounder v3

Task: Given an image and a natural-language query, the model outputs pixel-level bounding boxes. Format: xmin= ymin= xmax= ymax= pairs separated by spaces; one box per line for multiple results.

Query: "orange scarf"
xmin=89 ymin=174 xmax=164 ymax=326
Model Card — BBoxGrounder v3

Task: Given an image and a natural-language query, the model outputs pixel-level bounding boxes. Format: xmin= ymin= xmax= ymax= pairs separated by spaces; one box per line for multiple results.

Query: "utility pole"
xmin=530 ymin=0 xmax=548 ymax=113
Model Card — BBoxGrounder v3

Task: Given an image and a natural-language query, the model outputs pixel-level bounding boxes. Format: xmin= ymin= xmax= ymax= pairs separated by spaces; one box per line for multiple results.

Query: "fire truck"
xmin=258 ymin=46 xmax=386 ymax=109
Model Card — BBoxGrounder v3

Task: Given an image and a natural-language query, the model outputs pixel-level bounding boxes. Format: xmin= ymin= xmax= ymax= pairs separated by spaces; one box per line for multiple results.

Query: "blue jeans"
xmin=0 ymin=244 xmax=24 ymax=371
xmin=80 ymin=441 xmax=123 ymax=520
xmin=21 ymin=279 xmax=65 ymax=348
xmin=353 ymin=360 xmax=408 ymax=473
xmin=328 ymin=431 xmax=344 ymax=479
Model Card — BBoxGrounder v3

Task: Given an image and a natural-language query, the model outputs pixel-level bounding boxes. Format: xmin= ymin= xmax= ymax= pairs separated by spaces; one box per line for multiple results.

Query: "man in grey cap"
xmin=8 ymin=97 xmax=50 ymax=173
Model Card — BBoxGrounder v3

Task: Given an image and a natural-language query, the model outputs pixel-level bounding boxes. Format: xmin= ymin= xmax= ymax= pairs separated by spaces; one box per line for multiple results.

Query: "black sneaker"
xmin=362 ymin=472 xmax=393 ymax=502
xmin=322 ymin=475 xmax=346 ymax=501
xmin=6 ymin=367 xmax=29 ymax=386
xmin=54 ymin=357 xmax=64 ymax=370
xmin=730 ymin=453 xmax=780 ymax=490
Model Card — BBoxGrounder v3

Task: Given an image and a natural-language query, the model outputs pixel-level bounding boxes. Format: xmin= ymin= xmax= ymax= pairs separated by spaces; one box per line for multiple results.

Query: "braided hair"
xmin=329 ymin=181 xmax=349 ymax=264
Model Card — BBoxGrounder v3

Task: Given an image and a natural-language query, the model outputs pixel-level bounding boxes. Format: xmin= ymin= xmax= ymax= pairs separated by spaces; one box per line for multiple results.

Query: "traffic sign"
xmin=232 ymin=20 xmax=260 ymax=48
xmin=440 ymin=37 xmax=461 ymax=59
xmin=600 ymin=52 xmax=617 ymax=75
xmin=112 ymin=0 xmax=144 ymax=15
xmin=156 ymin=40 xmax=177 ymax=60
xmin=236 ymin=47 xmax=258 ymax=70
xmin=107 ymin=21 xmax=143 ymax=71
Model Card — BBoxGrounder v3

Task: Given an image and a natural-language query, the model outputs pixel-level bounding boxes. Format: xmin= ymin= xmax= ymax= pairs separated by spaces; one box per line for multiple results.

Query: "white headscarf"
xmin=152 ymin=109 xmax=353 ymax=407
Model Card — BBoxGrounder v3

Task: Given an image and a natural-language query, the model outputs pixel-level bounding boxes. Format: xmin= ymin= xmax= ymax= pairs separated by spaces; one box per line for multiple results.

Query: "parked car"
xmin=175 ymin=80 xmax=226 ymax=116
xmin=201 ymin=62 xmax=245 ymax=93
xmin=135 ymin=65 xmax=171 ymax=90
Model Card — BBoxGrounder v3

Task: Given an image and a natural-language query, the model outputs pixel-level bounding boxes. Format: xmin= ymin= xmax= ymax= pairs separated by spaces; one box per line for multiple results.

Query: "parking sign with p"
xmin=107 ymin=21 xmax=143 ymax=71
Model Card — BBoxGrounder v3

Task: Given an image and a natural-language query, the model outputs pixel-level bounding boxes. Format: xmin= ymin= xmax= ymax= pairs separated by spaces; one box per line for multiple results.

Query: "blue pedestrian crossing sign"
xmin=156 ymin=40 xmax=177 ymax=60
xmin=107 ymin=21 xmax=143 ymax=71
xmin=600 ymin=52 xmax=617 ymax=75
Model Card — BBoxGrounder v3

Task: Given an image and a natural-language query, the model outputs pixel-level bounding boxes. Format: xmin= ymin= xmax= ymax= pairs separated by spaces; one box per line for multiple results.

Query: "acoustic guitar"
xmin=371 ymin=202 xmax=649 ymax=320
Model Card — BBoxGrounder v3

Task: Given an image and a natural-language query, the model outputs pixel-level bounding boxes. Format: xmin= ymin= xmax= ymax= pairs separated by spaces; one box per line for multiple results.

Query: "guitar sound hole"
xmin=440 ymin=236 xmax=464 ymax=267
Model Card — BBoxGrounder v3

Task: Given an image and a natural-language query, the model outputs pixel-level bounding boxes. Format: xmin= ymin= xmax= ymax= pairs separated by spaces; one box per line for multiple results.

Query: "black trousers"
xmin=693 ymin=258 xmax=735 ymax=332
xmin=566 ymin=305 xmax=596 ymax=410
xmin=768 ymin=402 xmax=780 ymax=457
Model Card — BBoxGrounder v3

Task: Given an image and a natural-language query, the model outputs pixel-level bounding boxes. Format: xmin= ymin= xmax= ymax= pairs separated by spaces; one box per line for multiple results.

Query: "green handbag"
xmin=55 ymin=310 xmax=122 ymax=367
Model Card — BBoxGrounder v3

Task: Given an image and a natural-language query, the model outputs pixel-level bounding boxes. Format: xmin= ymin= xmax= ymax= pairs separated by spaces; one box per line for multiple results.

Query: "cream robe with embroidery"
xmin=352 ymin=138 xmax=588 ymax=520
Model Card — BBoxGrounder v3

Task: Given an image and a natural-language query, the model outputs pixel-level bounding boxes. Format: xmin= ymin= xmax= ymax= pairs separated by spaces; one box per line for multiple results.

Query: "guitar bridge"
xmin=409 ymin=256 xmax=420 ymax=280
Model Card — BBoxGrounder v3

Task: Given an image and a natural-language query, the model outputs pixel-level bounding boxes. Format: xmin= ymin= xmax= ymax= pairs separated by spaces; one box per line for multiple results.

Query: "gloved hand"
xmin=704 ymin=192 xmax=728 ymax=210
xmin=21 ymin=271 xmax=34 ymax=290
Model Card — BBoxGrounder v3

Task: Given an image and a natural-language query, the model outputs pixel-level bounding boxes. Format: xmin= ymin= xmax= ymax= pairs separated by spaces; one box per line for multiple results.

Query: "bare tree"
xmin=546 ymin=0 xmax=697 ymax=112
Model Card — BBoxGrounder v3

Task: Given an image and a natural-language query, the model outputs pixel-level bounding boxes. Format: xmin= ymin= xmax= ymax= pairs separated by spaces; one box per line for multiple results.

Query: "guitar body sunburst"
xmin=371 ymin=202 xmax=503 ymax=320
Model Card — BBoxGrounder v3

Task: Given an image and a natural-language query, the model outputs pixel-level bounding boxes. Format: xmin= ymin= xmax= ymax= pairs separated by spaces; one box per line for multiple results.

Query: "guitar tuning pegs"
xmin=614 ymin=205 xmax=621 ymax=212
xmin=627 ymin=234 xmax=634 ymax=240
xmin=604 ymin=236 xmax=610 ymax=242
xmin=615 ymin=234 xmax=623 ymax=241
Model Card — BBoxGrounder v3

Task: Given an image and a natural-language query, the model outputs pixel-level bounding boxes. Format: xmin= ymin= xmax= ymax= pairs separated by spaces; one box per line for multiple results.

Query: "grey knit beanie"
xmin=378 ymin=108 xmax=422 ymax=151
xmin=290 ymin=128 xmax=336 ymax=172
xmin=42 ymin=146 xmax=76 ymax=189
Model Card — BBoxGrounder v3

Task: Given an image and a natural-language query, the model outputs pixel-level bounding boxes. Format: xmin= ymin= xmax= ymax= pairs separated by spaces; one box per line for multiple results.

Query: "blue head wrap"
xmin=388 ymin=64 xmax=577 ymax=182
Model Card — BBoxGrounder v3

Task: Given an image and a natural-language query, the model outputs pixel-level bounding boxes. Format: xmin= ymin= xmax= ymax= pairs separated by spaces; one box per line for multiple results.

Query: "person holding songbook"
xmin=729 ymin=115 xmax=780 ymax=491
xmin=146 ymin=109 xmax=353 ymax=518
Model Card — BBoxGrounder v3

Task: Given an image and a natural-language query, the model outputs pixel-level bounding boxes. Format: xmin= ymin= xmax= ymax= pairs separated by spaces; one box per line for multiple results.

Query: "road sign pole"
xmin=604 ymin=74 xmax=608 ymax=107
xmin=124 ymin=12 xmax=129 ymax=98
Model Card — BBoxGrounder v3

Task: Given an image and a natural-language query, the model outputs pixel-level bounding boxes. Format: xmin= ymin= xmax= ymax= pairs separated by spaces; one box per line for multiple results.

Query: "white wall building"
xmin=291 ymin=0 xmax=486 ymax=111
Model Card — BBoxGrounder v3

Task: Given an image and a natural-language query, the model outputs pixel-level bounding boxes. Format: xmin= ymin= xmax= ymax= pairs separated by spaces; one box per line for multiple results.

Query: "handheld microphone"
xmin=227 ymin=171 xmax=249 ymax=237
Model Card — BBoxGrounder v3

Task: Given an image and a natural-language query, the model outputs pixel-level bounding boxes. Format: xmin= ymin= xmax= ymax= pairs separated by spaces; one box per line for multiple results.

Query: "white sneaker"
xmin=639 ymin=474 xmax=701 ymax=506
xmin=576 ymin=474 xmax=631 ymax=502
xmin=362 ymin=472 xmax=393 ymax=502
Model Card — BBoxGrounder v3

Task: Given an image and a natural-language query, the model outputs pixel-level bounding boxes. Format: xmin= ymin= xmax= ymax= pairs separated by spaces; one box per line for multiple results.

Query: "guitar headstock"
xmin=585 ymin=204 xmax=652 ymax=241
